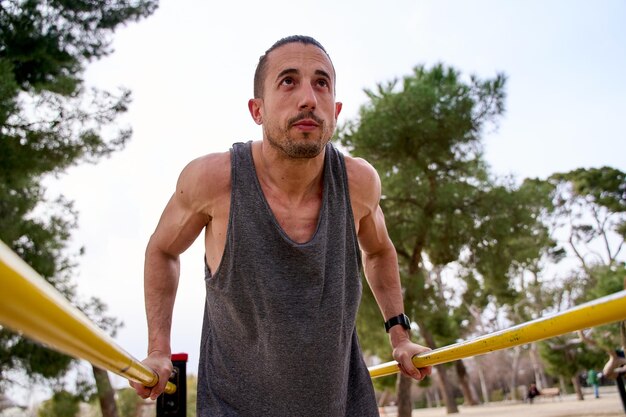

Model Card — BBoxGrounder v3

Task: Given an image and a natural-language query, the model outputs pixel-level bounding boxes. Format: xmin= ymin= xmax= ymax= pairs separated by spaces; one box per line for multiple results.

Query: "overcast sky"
xmin=11 ymin=0 xmax=626 ymax=403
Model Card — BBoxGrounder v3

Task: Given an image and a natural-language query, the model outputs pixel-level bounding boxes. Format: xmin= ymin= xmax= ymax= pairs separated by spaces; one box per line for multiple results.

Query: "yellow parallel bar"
xmin=0 ymin=240 xmax=175 ymax=394
xmin=369 ymin=290 xmax=626 ymax=378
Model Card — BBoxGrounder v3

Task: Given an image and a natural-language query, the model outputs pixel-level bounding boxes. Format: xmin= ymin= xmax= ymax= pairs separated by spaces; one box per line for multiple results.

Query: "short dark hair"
xmin=253 ymin=35 xmax=334 ymax=98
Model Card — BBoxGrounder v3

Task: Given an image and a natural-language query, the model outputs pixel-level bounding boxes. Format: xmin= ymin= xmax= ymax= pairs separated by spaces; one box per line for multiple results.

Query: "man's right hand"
xmin=129 ymin=350 xmax=173 ymax=400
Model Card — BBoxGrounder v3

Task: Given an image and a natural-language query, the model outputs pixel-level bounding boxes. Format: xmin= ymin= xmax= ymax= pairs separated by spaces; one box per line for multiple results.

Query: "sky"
xmin=10 ymin=0 xmax=626 ymax=404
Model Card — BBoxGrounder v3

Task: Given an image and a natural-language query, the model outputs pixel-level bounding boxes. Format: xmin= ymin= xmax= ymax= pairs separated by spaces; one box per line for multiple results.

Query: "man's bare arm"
xmin=347 ymin=157 xmax=432 ymax=380
xmin=132 ymin=153 xmax=226 ymax=399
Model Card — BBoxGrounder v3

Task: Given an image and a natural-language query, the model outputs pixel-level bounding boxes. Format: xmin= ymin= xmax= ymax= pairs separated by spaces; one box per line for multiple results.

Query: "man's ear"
xmin=335 ymin=102 xmax=343 ymax=119
xmin=248 ymin=98 xmax=263 ymax=125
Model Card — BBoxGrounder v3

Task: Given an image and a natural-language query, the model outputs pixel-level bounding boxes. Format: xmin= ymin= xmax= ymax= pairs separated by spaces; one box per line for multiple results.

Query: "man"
xmin=131 ymin=35 xmax=431 ymax=416
xmin=586 ymin=369 xmax=600 ymax=398
xmin=527 ymin=383 xmax=540 ymax=404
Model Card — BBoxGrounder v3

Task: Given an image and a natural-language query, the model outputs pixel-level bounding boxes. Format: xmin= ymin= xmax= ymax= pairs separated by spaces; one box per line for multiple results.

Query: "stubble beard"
xmin=266 ymin=131 xmax=328 ymax=159
xmin=265 ymin=114 xmax=335 ymax=159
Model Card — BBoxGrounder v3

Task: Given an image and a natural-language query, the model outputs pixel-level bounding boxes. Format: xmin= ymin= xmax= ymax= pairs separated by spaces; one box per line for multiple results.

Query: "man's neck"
xmin=252 ymin=140 xmax=326 ymax=203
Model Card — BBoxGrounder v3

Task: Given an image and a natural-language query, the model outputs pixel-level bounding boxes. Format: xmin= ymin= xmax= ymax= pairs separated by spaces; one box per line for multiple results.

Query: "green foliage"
xmin=341 ymin=64 xmax=553 ymax=350
xmin=1 ymin=0 xmax=158 ymax=91
xmin=0 ymin=0 xmax=157 ymax=395
xmin=538 ymin=263 xmax=624 ymax=382
xmin=539 ymin=336 xmax=605 ymax=380
xmin=548 ymin=167 xmax=625 ymax=270
xmin=536 ymin=168 xmax=626 ymax=369
xmin=38 ymin=390 xmax=79 ymax=417
xmin=342 ymin=64 xmax=562 ymax=412
xmin=116 ymin=388 xmax=142 ymax=417
xmin=187 ymin=374 xmax=198 ymax=417
xmin=342 ymin=65 xmax=504 ymax=348
xmin=468 ymin=180 xmax=555 ymax=304
xmin=79 ymin=296 xmax=124 ymax=338
xmin=579 ymin=264 xmax=626 ymax=352
xmin=583 ymin=264 xmax=626 ymax=301
xmin=551 ymin=167 xmax=626 ymax=213
xmin=341 ymin=63 xmax=623 ymax=409
xmin=0 ymin=332 xmax=73 ymax=379
xmin=490 ymin=389 xmax=505 ymax=402
xmin=341 ymin=64 xmax=505 ymax=177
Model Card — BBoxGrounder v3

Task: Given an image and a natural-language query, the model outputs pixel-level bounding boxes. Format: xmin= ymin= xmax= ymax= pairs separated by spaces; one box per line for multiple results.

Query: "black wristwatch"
xmin=384 ymin=313 xmax=411 ymax=333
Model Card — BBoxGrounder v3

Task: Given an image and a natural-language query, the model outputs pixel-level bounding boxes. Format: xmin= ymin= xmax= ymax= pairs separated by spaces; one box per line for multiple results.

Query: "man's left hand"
xmin=392 ymin=339 xmax=432 ymax=381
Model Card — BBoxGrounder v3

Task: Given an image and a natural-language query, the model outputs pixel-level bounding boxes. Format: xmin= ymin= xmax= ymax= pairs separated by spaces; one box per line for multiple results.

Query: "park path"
xmin=379 ymin=387 xmax=625 ymax=417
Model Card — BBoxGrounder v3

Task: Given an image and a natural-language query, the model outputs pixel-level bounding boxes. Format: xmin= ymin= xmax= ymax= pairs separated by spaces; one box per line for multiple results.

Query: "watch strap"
xmin=384 ymin=313 xmax=410 ymax=333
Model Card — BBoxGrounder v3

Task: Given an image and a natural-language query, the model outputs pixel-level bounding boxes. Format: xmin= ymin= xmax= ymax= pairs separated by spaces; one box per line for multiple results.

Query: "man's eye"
xmin=317 ymin=79 xmax=329 ymax=88
xmin=281 ymin=78 xmax=294 ymax=86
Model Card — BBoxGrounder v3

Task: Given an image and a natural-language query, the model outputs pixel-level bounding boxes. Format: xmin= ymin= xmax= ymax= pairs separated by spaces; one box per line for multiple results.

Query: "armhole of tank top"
xmin=205 ymin=144 xmax=238 ymax=281
xmin=336 ymin=150 xmax=363 ymax=269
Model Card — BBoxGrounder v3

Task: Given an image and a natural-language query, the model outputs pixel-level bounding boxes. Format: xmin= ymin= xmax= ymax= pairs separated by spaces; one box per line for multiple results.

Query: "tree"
xmin=116 ymin=388 xmax=143 ymax=417
xmin=0 ymin=0 xmax=157 ymax=405
xmin=549 ymin=167 xmax=625 ymax=275
xmin=535 ymin=167 xmax=626 ymax=399
xmin=80 ymin=296 xmax=124 ymax=417
xmin=539 ymin=335 xmax=605 ymax=400
xmin=460 ymin=178 xmax=558 ymax=401
xmin=341 ymin=64 xmax=510 ymax=415
xmin=38 ymin=390 xmax=79 ymax=417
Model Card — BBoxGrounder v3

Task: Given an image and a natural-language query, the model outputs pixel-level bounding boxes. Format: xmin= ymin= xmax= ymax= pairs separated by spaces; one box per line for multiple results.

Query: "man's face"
xmin=248 ymin=42 xmax=342 ymax=159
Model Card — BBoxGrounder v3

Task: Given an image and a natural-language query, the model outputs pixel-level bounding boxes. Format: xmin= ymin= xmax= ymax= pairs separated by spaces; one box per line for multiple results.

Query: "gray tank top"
xmin=197 ymin=141 xmax=378 ymax=417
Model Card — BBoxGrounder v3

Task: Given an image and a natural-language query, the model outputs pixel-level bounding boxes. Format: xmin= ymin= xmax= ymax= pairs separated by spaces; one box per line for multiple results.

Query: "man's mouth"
xmin=288 ymin=112 xmax=324 ymax=131
xmin=293 ymin=119 xmax=319 ymax=129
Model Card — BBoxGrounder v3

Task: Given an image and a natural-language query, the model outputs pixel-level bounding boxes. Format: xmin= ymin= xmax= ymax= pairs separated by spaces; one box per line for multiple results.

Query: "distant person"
xmin=587 ymin=369 xmax=600 ymax=398
xmin=527 ymin=383 xmax=540 ymax=404
xmin=129 ymin=35 xmax=432 ymax=416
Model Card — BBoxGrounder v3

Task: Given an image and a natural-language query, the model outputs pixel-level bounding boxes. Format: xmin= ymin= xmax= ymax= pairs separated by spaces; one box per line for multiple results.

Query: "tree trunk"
xmin=434 ymin=364 xmax=459 ymax=414
xmin=93 ymin=366 xmax=119 ymax=417
xmin=571 ymin=375 xmax=584 ymax=400
xmin=418 ymin=327 xmax=458 ymax=413
xmin=508 ymin=346 xmax=521 ymax=401
xmin=396 ymin=374 xmax=413 ymax=417
xmin=529 ymin=343 xmax=548 ymax=390
xmin=559 ymin=375 xmax=568 ymax=396
xmin=469 ymin=381 xmax=481 ymax=405
xmin=433 ymin=386 xmax=441 ymax=407
xmin=378 ymin=389 xmax=391 ymax=407
xmin=474 ymin=356 xmax=490 ymax=403
xmin=425 ymin=389 xmax=433 ymax=408
xmin=455 ymin=360 xmax=478 ymax=406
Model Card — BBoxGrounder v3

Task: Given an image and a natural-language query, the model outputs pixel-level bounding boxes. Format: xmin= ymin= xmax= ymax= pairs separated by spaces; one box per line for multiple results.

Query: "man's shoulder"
xmin=343 ymin=154 xmax=380 ymax=192
xmin=177 ymin=150 xmax=231 ymax=207
xmin=342 ymin=154 xmax=381 ymax=216
xmin=183 ymin=150 xmax=231 ymax=178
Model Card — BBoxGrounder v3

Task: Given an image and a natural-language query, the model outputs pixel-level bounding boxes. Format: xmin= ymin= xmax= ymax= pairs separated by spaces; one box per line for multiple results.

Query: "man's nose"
xmin=298 ymin=83 xmax=317 ymax=110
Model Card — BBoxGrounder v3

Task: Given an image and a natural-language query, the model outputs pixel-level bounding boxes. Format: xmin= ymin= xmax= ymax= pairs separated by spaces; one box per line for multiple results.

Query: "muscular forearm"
xmin=350 ymin=159 xmax=432 ymax=380
xmin=364 ymin=246 xmax=432 ymax=380
xmin=363 ymin=247 xmax=405 ymax=323
xmin=144 ymin=241 xmax=180 ymax=355
xmin=363 ymin=244 xmax=414 ymax=349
